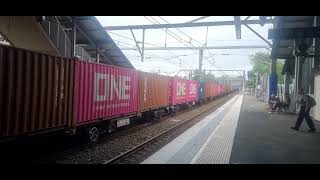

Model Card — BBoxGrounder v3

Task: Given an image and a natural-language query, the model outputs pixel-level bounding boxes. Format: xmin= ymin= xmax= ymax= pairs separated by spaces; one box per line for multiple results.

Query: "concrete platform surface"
xmin=142 ymin=95 xmax=320 ymax=164
xmin=230 ymin=95 xmax=320 ymax=164
xmin=142 ymin=95 xmax=243 ymax=164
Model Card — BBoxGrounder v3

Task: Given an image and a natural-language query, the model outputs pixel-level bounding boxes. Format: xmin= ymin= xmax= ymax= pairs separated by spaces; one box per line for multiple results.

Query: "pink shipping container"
xmin=188 ymin=80 xmax=199 ymax=102
xmin=74 ymin=60 xmax=138 ymax=126
xmin=169 ymin=77 xmax=199 ymax=105
xmin=213 ymin=84 xmax=219 ymax=96
xmin=221 ymin=85 xmax=225 ymax=94
xmin=218 ymin=84 xmax=225 ymax=95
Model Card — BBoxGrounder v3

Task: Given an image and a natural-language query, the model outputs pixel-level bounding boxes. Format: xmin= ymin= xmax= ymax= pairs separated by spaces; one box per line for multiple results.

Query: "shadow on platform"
xmin=230 ymin=95 xmax=320 ymax=164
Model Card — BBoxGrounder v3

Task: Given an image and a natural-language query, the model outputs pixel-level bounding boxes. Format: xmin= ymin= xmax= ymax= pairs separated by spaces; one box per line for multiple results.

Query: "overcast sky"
xmin=96 ymin=16 xmax=273 ymax=77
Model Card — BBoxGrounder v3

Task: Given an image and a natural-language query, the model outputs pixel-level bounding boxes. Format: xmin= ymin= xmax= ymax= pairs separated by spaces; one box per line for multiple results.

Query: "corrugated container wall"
xmin=214 ymin=83 xmax=219 ymax=96
xmin=218 ymin=84 xmax=225 ymax=95
xmin=74 ymin=60 xmax=138 ymax=126
xmin=220 ymin=84 xmax=225 ymax=94
xmin=138 ymin=71 xmax=169 ymax=112
xmin=205 ymin=82 xmax=216 ymax=98
xmin=188 ymin=80 xmax=199 ymax=102
xmin=169 ymin=77 xmax=198 ymax=105
xmin=0 ymin=45 xmax=75 ymax=138
xmin=198 ymin=81 xmax=205 ymax=100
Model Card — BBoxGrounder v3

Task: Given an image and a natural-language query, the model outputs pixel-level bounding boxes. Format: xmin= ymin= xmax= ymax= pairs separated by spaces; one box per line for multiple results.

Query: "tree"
xmin=249 ymin=52 xmax=284 ymax=86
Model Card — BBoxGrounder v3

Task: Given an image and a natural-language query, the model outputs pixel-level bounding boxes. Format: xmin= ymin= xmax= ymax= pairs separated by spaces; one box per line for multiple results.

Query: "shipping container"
xmin=188 ymin=80 xmax=199 ymax=102
xmin=0 ymin=45 xmax=75 ymax=138
xmin=169 ymin=77 xmax=198 ymax=105
xmin=205 ymin=81 xmax=217 ymax=98
xmin=198 ymin=81 xmax=205 ymax=100
xmin=74 ymin=60 xmax=138 ymax=126
xmin=219 ymin=84 xmax=225 ymax=95
xmin=214 ymin=83 xmax=219 ymax=96
xmin=138 ymin=71 xmax=170 ymax=112
xmin=217 ymin=84 xmax=221 ymax=95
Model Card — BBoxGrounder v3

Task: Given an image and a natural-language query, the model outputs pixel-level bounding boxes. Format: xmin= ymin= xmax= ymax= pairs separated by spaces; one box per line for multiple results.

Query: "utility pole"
xmin=199 ymin=48 xmax=203 ymax=71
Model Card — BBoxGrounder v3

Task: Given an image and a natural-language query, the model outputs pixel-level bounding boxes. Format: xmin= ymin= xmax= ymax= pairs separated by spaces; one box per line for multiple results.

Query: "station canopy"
xmin=55 ymin=16 xmax=134 ymax=69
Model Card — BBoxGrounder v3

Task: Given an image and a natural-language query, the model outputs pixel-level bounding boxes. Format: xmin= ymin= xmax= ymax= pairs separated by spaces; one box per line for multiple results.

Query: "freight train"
xmin=0 ymin=45 xmax=236 ymax=142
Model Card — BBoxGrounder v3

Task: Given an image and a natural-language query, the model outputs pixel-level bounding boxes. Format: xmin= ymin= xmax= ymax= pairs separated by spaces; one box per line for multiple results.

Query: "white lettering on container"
xmin=177 ymin=82 xmax=186 ymax=96
xmin=190 ymin=84 xmax=197 ymax=95
xmin=94 ymin=73 xmax=131 ymax=102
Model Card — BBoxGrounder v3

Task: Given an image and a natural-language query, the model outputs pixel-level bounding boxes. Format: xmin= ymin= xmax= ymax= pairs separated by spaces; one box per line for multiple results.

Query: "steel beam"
xmin=244 ymin=16 xmax=251 ymax=21
xmin=234 ymin=16 xmax=241 ymax=39
xmin=186 ymin=16 xmax=211 ymax=23
xmin=71 ymin=16 xmax=76 ymax=57
xmin=199 ymin=49 xmax=203 ymax=71
xmin=130 ymin=29 xmax=142 ymax=56
xmin=76 ymin=24 xmax=96 ymax=49
xmin=120 ymin=45 xmax=270 ymax=50
xmin=141 ymin=29 xmax=145 ymax=62
xmin=202 ymin=69 xmax=245 ymax=72
xmin=259 ymin=16 xmax=267 ymax=26
xmin=268 ymin=27 xmax=320 ymax=39
xmin=104 ymin=19 xmax=274 ymax=30
xmin=243 ymin=23 xmax=272 ymax=47
xmin=314 ymin=16 xmax=320 ymax=68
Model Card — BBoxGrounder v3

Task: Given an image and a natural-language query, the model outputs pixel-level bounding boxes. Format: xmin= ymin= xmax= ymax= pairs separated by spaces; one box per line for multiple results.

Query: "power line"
xmin=158 ymin=16 xmax=204 ymax=47
xmin=117 ymin=40 xmax=191 ymax=68
xmin=158 ymin=17 xmax=226 ymax=74
xmin=143 ymin=16 xmax=188 ymax=65
xmin=108 ymin=31 xmax=163 ymax=47
xmin=146 ymin=17 xmax=227 ymax=76
xmin=146 ymin=16 xmax=199 ymax=55
xmin=157 ymin=17 xmax=222 ymax=75
xmin=146 ymin=16 xmax=206 ymax=74
xmin=155 ymin=16 xmax=218 ymax=70
xmin=117 ymin=41 xmax=137 ymax=47
xmin=110 ymin=28 xmax=194 ymax=69
xmin=113 ymin=17 xmax=216 ymax=72
xmin=144 ymin=51 xmax=192 ymax=69
xmin=124 ymin=46 xmax=192 ymax=69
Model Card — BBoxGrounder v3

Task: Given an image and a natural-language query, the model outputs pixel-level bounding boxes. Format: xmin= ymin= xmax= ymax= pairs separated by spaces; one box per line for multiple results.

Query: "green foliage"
xmin=247 ymin=79 xmax=254 ymax=87
xmin=276 ymin=60 xmax=285 ymax=84
xmin=248 ymin=51 xmax=284 ymax=86
xmin=249 ymin=52 xmax=271 ymax=75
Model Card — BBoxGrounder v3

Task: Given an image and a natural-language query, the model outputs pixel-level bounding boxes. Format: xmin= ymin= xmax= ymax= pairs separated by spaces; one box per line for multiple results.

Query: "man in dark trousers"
xmin=291 ymin=88 xmax=316 ymax=132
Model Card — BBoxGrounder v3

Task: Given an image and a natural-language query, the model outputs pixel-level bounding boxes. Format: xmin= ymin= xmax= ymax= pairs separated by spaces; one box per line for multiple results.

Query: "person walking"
xmin=291 ymin=88 xmax=317 ymax=132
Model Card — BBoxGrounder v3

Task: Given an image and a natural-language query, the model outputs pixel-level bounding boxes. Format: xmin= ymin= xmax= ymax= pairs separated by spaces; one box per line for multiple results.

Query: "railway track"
xmin=0 ymin=92 xmax=236 ymax=164
xmin=104 ymin=93 xmax=237 ymax=164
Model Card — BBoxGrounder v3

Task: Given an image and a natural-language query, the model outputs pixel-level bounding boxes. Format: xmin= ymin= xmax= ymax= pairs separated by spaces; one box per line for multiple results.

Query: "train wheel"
xmin=87 ymin=126 xmax=99 ymax=142
xmin=108 ymin=121 xmax=117 ymax=133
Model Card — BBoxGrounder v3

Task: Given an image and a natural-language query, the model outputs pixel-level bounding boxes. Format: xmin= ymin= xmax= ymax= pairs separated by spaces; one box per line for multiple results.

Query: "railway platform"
xmin=142 ymin=95 xmax=320 ymax=164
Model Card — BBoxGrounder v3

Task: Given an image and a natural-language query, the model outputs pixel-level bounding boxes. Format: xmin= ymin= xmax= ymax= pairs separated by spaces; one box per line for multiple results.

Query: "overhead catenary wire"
xmin=146 ymin=16 xmax=212 ymax=74
xmin=154 ymin=17 xmax=229 ymax=75
xmin=157 ymin=17 xmax=226 ymax=75
xmin=119 ymin=43 xmax=192 ymax=69
xmin=110 ymin=16 xmax=259 ymax=77
xmin=146 ymin=17 xmax=229 ymax=76
xmin=108 ymin=31 xmax=163 ymax=47
xmin=117 ymin=39 xmax=192 ymax=69
xmin=143 ymin=16 xmax=190 ymax=65
xmin=157 ymin=16 xmax=204 ymax=47
xmin=145 ymin=16 xmax=199 ymax=55
xmin=111 ymin=17 xmax=234 ymax=75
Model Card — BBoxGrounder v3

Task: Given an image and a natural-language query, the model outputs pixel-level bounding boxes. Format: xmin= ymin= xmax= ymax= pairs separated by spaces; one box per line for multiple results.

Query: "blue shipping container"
xmin=198 ymin=81 xmax=205 ymax=100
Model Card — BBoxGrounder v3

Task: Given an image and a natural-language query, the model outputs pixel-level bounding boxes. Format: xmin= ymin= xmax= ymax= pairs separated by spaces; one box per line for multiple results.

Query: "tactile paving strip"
xmin=142 ymin=96 xmax=239 ymax=164
xmin=191 ymin=95 xmax=243 ymax=164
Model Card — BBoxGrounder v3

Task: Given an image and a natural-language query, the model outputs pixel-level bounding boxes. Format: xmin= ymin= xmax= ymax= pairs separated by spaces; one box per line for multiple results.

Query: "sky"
xmin=96 ymin=16 xmax=273 ymax=78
